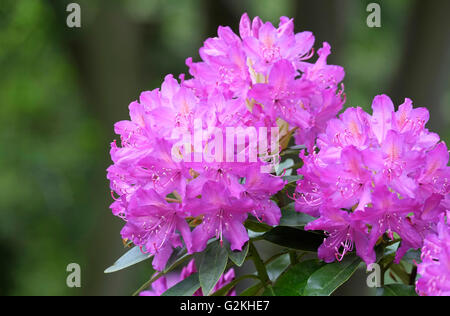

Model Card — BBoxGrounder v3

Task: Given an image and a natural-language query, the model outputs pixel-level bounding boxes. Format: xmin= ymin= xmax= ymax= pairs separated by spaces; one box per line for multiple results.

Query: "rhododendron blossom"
xmin=105 ymin=13 xmax=449 ymax=297
xmin=295 ymin=95 xmax=449 ymax=265
xmin=186 ymin=13 xmax=345 ymax=150
xmin=107 ymin=13 xmax=343 ymax=271
xmin=416 ymin=213 xmax=450 ymax=296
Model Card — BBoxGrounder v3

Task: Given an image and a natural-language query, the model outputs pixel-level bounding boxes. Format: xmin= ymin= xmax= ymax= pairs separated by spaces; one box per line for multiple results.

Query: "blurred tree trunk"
xmin=203 ymin=0 xmax=236 ymax=37
xmin=390 ymin=0 xmax=450 ymax=133
xmin=294 ymin=0 xmax=353 ymax=64
xmin=47 ymin=0 xmax=148 ymax=295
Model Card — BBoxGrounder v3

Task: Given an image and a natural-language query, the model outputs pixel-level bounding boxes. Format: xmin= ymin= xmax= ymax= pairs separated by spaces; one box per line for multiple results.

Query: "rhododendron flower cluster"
xmin=295 ymin=94 xmax=450 ymax=265
xmin=140 ymin=259 xmax=236 ymax=296
xmin=416 ymin=212 xmax=450 ymax=296
xmin=107 ymin=13 xmax=344 ymax=271
xmin=186 ymin=13 xmax=345 ymax=150
xmin=106 ymin=13 xmax=449 ymax=297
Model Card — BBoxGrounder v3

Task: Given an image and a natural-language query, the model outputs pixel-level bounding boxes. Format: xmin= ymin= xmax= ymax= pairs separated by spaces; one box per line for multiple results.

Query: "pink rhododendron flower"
xmin=305 ymin=207 xmax=373 ymax=263
xmin=416 ymin=213 xmax=450 ymax=296
xmin=120 ymin=188 xmax=192 ymax=271
xmin=186 ymin=181 xmax=254 ymax=252
xmin=186 ymin=13 xmax=345 ymax=150
xmin=295 ymin=94 xmax=449 ymax=265
xmin=140 ymin=259 xmax=236 ymax=296
xmin=106 ymin=11 xmax=450 ymax=297
xmin=109 ymin=14 xmax=337 ymax=270
xmin=108 ymin=73 xmax=285 ymax=270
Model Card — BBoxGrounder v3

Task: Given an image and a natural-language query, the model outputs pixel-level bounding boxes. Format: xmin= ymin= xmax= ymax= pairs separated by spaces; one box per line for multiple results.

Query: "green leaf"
xmin=389 ymin=263 xmax=411 ymax=285
xmin=276 ymin=158 xmax=294 ymax=176
xmin=303 ymin=255 xmax=362 ymax=296
xmin=104 ymin=247 xmax=150 ymax=274
xmin=161 ymin=273 xmax=200 ymax=296
xmin=280 ymin=203 xmax=316 ymax=226
xmin=163 ymin=249 xmax=191 ymax=273
xmin=266 ymin=253 xmax=290 ymax=282
xmin=248 ymin=243 xmax=270 ymax=284
xmin=377 ymin=284 xmax=418 ymax=296
xmin=290 ymin=145 xmax=307 ymax=150
xmin=226 ymin=242 xmax=249 ymax=267
xmin=261 ymin=285 xmax=277 ymax=296
xmin=401 ymin=249 xmax=422 ymax=265
xmin=271 ymin=260 xmax=325 ymax=296
xmin=384 ymin=242 xmax=400 ymax=257
xmin=131 ymin=252 xmax=194 ymax=296
xmin=244 ymin=219 xmax=272 ymax=232
xmin=248 ymin=229 xmax=265 ymax=239
xmin=262 ymin=226 xmax=324 ymax=252
xmin=198 ymin=241 xmax=229 ymax=296
xmin=281 ymin=145 xmax=306 ymax=156
xmin=282 ymin=175 xmax=302 ymax=184
xmin=212 ymin=275 xmax=260 ymax=296
xmin=240 ymin=282 xmax=264 ymax=296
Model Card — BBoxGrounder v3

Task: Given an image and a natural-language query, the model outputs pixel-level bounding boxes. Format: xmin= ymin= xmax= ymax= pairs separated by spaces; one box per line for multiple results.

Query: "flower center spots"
xmin=262 ymin=46 xmax=281 ymax=64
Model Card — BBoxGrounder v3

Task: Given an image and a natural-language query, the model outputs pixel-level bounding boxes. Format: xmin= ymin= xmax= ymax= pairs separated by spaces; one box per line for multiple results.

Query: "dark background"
xmin=0 ymin=0 xmax=449 ymax=295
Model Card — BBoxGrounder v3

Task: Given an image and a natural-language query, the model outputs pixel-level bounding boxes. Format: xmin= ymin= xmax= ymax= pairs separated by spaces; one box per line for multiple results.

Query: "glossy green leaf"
xmin=261 ymin=285 xmax=277 ymax=296
xmin=271 ymin=260 xmax=325 ymax=296
xmin=248 ymin=229 xmax=265 ymax=239
xmin=262 ymin=226 xmax=323 ymax=252
xmin=198 ymin=241 xmax=229 ymax=296
xmin=163 ymin=250 xmax=192 ymax=274
xmin=401 ymin=249 xmax=422 ymax=265
xmin=226 ymin=242 xmax=249 ymax=267
xmin=266 ymin=253 xmax=290 ymax=282
xmin=161 ymin=273 xmax=200 ymax=296
xmin=280 ymin=203 xmax=316 ymax=226
xmin=104 ymin=247 xmax=150 ymax=274
xmin=245 ymin=219 xmax=273 ymax=232
xmin=290 ymin=145 xmax=307 ymax=150
xmin=131 ymin=252 xmax=194 ymax=296
xmin=281 ymin=145 xmax=307 ymax=156
xmin=282 ymin=175 xmax=302 ymax=184
xmin=240 ymin=282 xmax=264 ymax=296
xmin=212 ymin=275 xmax=260 ymax=296
xmin=376 ymin=284 xmax=418 ymax=296
xmin=303 ymin=255 xmax=362 ymax=296
xmin=276 ymin=159 xmax=294 ymax=176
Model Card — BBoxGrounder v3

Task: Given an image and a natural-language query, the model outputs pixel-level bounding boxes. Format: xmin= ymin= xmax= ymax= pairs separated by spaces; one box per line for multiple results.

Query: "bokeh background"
xmin=0 ymin=0 xmax=449 ymax=296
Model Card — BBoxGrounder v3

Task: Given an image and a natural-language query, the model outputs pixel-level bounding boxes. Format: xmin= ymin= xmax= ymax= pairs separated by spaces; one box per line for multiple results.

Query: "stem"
xmin=409 ymin=265 xmax=418 ymax=286
xmin=249 ymin=242 xmax=270 ymax=286
xmin=289 ymin=250 xmax=298 ymax=265
xmin=132 ymin=272 xmax=162 ymax=296
xmin=276 ymin=190 xmax=286 ymax=208
xmin=379 ymin=254 xmax=396 ymax=287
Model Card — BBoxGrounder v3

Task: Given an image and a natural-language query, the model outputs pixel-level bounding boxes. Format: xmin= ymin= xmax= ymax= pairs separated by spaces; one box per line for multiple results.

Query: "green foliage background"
xmin=0 ymin=0 xmax=448 ymax=295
